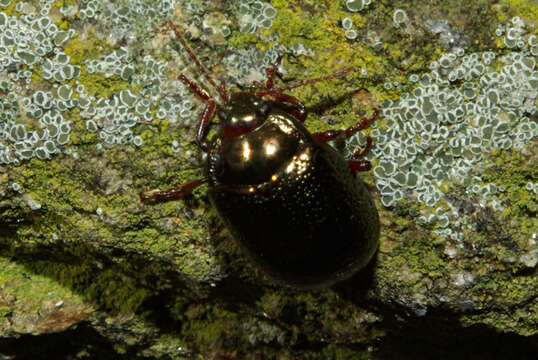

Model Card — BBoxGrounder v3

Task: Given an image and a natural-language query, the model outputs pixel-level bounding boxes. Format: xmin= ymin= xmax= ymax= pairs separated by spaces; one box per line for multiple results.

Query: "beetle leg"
xmin=313 ymin=110 xmax=378 ymax=173
xmin=140 ymin=178 xmax=207 ymax=201
xmin=347 ymin=135 xmax=373 ymax=173
xmin=252 ymin=80 xmax=265 ymax=90
xmin=274 ymin=66 xmax=352 ymax=93
xmin=313 ymin=110 xmax=378 ymax=141
xmin=347 ymin=160 xmax=372 ymax=172
xmin=264 ymin=55 xmax=283 ymax=90
xmin=169 ymin=20 xmax=228 ymax=103
xmin=256 ymin=91 xmax=307 ymax=122
xmin=177 ymin=74 xmax=216 ymax=153
xmin=196 ymin=99 xmax=216 ymax=153
xmin=178 ymin=74 xmax=211 ymax=101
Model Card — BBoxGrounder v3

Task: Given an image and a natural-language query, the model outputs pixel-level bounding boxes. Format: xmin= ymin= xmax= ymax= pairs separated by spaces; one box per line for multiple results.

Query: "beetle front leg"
xmin=347 ymin=159 xmax=372 ymax=172
xmin=196 ymin=99 xmax=216 ymax=153
xmin=177 ymin=74 xmax=217 ymax=153
xmin=140 ymin=178 xmax=207 ymax=201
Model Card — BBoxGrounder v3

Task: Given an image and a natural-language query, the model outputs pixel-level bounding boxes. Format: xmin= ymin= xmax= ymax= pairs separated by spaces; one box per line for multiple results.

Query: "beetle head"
xmin=217 ymin=92 xmax=270 ymax=138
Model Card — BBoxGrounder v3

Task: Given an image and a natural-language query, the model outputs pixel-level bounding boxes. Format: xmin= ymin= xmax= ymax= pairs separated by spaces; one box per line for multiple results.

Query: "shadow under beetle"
xmin=141 ymin=21 xmax=380 ymax=289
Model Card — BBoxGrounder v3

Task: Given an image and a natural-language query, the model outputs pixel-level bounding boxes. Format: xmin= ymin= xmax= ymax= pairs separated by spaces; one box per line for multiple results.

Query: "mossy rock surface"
xmin=1 ymin=0 xmax=537 ymax=358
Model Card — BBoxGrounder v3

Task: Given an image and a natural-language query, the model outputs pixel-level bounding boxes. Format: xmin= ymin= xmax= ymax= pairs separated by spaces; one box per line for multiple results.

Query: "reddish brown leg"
xmin=252 ymin=80 xmax=265 ymax=90
xmin=275 ymin=66 xmax=353 ymax=93
xmin=313 ymin=110 xmax=378 ymax=141
xmin=196 ymin=100 xmax=216 ymax=153
xmin=169 ymin=21 xmax=228 ymax=102
xmin=177 ymin=74 xmax=216 ymax=153
xmin=313 ymin=110 xmax=378 ymax=173
xmin=256 ymin=90 xmax=307 ymax=122
xmin=255 ymin=58 xmax=353 ymax=123
xmin=179 ymin=74 xmax=211 ymax=101
xmin=348 ymin=160 xmax=372 ymax=172
xmin=140 ymin=178 xmax=207 ymax=201
xmin=265 ymin=55 xmax=282 ymax=90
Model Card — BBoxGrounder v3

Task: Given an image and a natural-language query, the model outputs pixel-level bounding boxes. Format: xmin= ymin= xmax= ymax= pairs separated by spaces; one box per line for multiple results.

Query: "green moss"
xmin=22 ymin=260 xmax=149 ymax=313
xmin=494 ymin=0 xmax=538 ymax=27
xmin=62 ymin=34 xmax=137 ymax=98
xmin=181 ymin=304 xmax=239 ymax=349
xmin=461 ymin=277 xmax=537 ymax=335
xmin=76 ymin=70 xmax=132 ymax=99
xmin=320 ymin=345 xmax=372 ymax=360
xmin=147 ymin=333 xmax=189 ymax=358
xmin=64 ymin=36 xmax=102 ymax=65
xmin=227 ymin=32 xmax=259 ymax=49
xmin=0 ymin=256 xmax=73 ymax=304
xmin=0 ymin=256 xmax=87 ymax=333
xmin=481 ymin=144 xmax=538 ymax=219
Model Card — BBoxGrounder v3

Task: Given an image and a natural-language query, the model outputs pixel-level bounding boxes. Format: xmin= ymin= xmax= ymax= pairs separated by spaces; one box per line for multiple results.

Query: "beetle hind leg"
xmin=140 ymin=178 xmax=207 ymax=201
xmin=313 ymin=109 xmax=378 ymax=142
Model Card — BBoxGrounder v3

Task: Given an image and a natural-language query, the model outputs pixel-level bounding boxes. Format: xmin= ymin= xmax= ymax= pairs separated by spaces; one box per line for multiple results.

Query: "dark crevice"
xmin=374 ymin=323 xmax=538 ymax=360
xmin=0 ymin=323 xmax=147 ymax=360
xmin=2 ymin=227 xmax=536 ymax=359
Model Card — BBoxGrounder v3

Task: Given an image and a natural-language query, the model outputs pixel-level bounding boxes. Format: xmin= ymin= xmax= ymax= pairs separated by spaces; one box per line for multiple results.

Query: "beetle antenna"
xmin=168 ymin=20 xmax=229 ymax=103
xmin=275 ymin=67 xmax=353 ymax=93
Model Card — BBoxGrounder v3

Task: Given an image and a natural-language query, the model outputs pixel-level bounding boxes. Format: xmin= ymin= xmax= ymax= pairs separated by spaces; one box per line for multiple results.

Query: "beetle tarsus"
xmin=348 ymin=160 xmax=372 ymax=172
xmin=350 ymin=135 xmax=373 ymax=160
xmin=313 ymin=109 xmax=378 ymax=142
xmin=264 ymin=55 xmax=282 ymax=89
xmin=178 ymin=74 xmax=211 ymax=101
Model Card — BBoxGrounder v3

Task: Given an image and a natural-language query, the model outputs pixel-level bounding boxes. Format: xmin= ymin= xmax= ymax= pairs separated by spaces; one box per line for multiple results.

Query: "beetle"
xmin=141 ymin=21 xmax=380 ymax=289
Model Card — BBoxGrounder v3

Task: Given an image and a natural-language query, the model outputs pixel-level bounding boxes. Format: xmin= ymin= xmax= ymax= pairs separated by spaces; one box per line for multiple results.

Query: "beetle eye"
xmin=258 ymin=102 xmax=270 ymax=116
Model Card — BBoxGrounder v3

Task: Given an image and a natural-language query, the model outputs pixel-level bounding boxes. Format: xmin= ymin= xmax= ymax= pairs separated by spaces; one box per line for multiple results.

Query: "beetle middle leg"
xmin=141 ymin=21 xmax=225 ymax=202
xmin=139 ymin=76 xmax=214 ymax=201
xmin=313 ymin=109 xmax=378 ymax=172
xmin=256 ymin=60 xmax=353 ymax=123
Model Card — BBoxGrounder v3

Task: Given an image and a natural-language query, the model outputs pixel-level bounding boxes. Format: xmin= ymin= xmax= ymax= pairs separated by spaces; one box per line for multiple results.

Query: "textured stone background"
xmin=0 ymin=0 xmax=537 ymax=359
